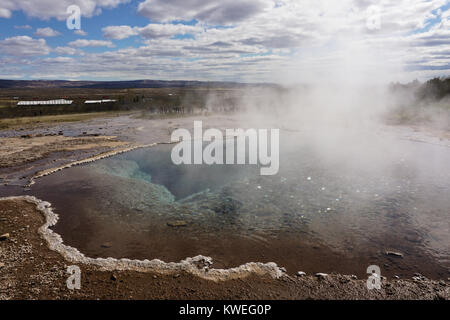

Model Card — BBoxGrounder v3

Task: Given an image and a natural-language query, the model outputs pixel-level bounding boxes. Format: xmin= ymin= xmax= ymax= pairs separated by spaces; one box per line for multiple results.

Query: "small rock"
xmin=0 ymin=262 xmax=5 ymax=269
xmin=174 ymin=274 xmax=180 ymax=278
xmin=280 ymin=267 xmax=287 ymax=273
xmin=439 ymin=280 xmax=446 ymax=286
xmin=436 ymin=293 xmax=446 ymax=301
xmin=394 ymin=275 xmax=400 ymax=279
xmin=315 ymin=273 xmax=328 ymax=279
xmin=339 ymin=277 xmax=350 ymax=284
xmin=0 ymin=233 xmax=10 ymax=241
xmin=296 ymin=271 xmax=306 ymax=277
xmin=110 ymin=274 xmax=117 ymax=281
xmin=386 ymin=251 xmax=403 ymax=258
xmin=167 ymin=220 xmax=187 ymax=227
xmin=351 ymin=275 xmax=358 ymax=280
xmin=20 ymin=134 xmax=32 ymax=139
xmin=100 ymin=242 xmax=112 ymax=248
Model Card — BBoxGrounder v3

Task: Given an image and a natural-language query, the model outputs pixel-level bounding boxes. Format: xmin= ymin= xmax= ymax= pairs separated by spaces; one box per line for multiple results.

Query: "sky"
xmin=0 ymin=0 xmax=449 ymax=83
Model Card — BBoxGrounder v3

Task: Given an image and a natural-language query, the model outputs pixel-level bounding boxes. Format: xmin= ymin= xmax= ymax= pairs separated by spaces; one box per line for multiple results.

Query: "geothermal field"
xmin=0 ymin=0 xmax=449 ymax=307
xmin=0 ymin=84 xmax=449 ymax=302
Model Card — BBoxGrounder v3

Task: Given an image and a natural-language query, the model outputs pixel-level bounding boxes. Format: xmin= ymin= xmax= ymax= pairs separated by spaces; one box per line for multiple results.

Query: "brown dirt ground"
xmin=0 ymin=199 xmax=448 ymax=300
xmin=0 ymin=135 xmax=128 ymax=168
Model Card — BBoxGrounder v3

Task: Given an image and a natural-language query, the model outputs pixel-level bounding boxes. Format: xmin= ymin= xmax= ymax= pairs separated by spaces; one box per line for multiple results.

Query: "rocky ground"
xmin=0 ymin=112 xmax=448 ymax=300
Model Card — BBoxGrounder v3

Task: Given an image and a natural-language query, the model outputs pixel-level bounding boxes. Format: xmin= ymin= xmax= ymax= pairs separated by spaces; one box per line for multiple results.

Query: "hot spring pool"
xmin=29 ymin=131 xmax=450 ymax=278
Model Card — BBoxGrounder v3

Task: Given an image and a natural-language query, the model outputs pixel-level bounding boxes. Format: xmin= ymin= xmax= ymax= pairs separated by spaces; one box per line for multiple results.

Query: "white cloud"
xmin=14 ymin=25 xmax=32 ymax=29
xmin=0 ymin=0 xmax=130 ymax=20
xmin=102 ymin=23 xmax=202 ymax=40
xmin=137 ymin=0 xmax=271 ymax=24
xmin=102 ymin=25 xmax=137 ymax=40
xmin=42 ymin=56 xmax=75 ymax=63
xmin=74 ymin=29 xmax=88 ymax=36
xmin=0 ymin=36 xmax=50 ymax=56
xmin=0 ymin=8 xmax=11 ymax=18
xmin=68 ymin=39 xmax=115 ymax=48
xmin=35 ymin=27 xmax=61 ymax=37
xmin=1 ymin=0 xmax=449 ymax=82
xmin=139 ymin=23 xmax=201 ymax=38
xmin=54 ymin=46 xmax=83 ymax=55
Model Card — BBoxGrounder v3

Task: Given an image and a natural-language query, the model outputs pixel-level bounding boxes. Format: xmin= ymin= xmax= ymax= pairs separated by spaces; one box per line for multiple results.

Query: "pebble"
xmin=0 ymin=262 xmax=4 ymax=269
xmin=315 ymin=273 xmax=328 ymax=279
xmin=385 ymin=251 xmax=403 ymax=258
xmin=100 ymin=242 xmax=112 ymax=248
xmin=110 ymin=274 xmax=117 ymax=281
xmin=351 ymin=275 xmax=358 ymax=280
xmin=279 ymin=267 xmax=287 ymax=273
xmin=167 ymin=220 xmax=187 ymax=227
xmin=0 ymin=233 xmax=10 ymax=241
xmin=394 ymin=275 xmax=400 ymax=279
xmin=296 ymin=271 xmax=306 ymax=277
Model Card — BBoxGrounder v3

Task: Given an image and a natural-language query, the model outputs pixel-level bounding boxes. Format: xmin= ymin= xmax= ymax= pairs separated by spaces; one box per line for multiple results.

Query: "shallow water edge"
xmin=0 ymin=195 xmax=285 ymax=282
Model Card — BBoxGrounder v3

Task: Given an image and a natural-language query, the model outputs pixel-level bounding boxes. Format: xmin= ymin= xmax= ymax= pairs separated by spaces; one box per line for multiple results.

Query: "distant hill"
xmin=0 ymin=79 xmax=276 ymax=89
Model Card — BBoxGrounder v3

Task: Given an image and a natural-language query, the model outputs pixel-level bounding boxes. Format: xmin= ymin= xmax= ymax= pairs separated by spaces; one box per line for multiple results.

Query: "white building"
xmin=17 ymin=99 xmax=73 ymax=106
xmin=84 ymin=99 xmax=117 ymax=104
